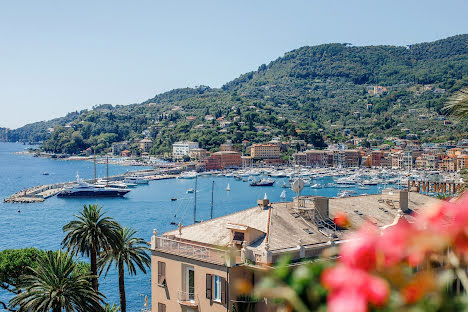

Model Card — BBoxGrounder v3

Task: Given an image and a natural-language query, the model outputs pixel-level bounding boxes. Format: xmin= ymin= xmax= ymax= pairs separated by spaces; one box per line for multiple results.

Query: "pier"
xmin=3 ymin=169 xmax=178 ymax=204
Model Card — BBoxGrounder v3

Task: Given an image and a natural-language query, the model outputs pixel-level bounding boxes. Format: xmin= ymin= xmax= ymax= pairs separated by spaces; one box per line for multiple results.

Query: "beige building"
xmin=150 ymin=191 xmax=437 ymax=311
xmin=250 ymin=144 xmax=280 ymax=160
xmin=139 ymin=138 xmax=153 ymax=153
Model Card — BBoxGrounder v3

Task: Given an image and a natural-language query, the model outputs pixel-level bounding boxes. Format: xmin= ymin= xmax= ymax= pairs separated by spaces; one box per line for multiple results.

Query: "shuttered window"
xmin=158 ymin=303 xmax=166 ymax=312
xmin=206 ymin=274 xmax=212 ymax=299
xmin=221 ymin=277 xmax=227 ymax=304
xmin=158 ymin=261 xmax=166 ymax=285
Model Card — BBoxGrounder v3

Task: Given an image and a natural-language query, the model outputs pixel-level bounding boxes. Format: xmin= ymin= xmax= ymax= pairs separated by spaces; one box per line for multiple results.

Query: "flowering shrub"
xmin=256 ymin=192 xmax=468 ymax=311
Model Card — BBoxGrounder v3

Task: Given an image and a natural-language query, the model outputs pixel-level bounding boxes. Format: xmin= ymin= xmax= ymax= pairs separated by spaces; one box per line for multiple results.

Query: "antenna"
xmin=210 ymin=180 xmax=214 ymax=219
xmin=291 ymin=178 xmax=305 ymax=199
xmin=93 ymin=148 xmax=97 ymax=184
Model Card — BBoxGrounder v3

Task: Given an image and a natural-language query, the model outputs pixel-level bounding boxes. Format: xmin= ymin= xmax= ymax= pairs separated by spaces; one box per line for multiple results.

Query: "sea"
xmin=0 ymin=142 xmax=390 ymax=310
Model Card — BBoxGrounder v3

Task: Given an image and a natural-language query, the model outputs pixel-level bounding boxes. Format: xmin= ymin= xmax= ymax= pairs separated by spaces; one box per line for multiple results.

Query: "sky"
xmin=0 ymin=0 xmax=467 ymax=129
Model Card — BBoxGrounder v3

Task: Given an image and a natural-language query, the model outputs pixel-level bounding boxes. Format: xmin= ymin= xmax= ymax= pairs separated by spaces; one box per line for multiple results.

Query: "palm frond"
xmin=443 ymin=87 xmax=468 ymax=120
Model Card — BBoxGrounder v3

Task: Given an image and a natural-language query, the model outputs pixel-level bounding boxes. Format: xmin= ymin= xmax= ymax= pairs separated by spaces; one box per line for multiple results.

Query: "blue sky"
xmin=0 ymin=0 xmax=467 ymax=128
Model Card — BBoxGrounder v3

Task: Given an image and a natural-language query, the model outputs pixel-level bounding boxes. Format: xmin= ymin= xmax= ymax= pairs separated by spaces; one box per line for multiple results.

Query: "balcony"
xmin=177 ymin=290 xmax=199 ymax=309
xmin=153 ymin=236 xmax=239 ymax=266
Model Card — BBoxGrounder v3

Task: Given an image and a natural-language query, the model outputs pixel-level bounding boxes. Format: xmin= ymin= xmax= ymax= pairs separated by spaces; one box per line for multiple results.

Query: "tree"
xmin=0 ymin=248 xmax=44 ymax=311
xmin=99 ymin=227 xmax=150 ymax=312
xmin=9 ymin=250 xmax=104 ymax=312
xmin=62 ymin=205 xmax=120 ymax=292
xmin=104 ymin=304 xmax=120 ymax=312
xmin=444 ymin=87 xmax=468 ymax=119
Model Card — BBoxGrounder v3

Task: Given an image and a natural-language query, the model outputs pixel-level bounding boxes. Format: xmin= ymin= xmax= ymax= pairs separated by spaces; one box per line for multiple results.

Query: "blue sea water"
xmin=0 ymin=142 xmax=388 ymax=310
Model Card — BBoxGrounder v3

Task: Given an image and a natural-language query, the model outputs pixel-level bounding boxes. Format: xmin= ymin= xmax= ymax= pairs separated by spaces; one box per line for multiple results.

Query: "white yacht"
xmin=58 ymin=175 xmax=130 ymax=198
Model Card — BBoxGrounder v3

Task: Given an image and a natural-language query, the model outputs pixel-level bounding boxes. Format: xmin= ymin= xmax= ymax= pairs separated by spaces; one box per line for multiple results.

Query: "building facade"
xmin=250 ymin=144 xmax=280 ymax=160
xmin=173 ymin=141 xmax=200 ymax=160
xmin=204 ymin=151 xmax=242 ymax=170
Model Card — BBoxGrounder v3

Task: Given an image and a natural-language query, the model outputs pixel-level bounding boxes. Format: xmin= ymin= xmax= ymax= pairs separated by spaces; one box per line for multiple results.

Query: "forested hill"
xmin=7 ymin=34 xmax=468 ymax=155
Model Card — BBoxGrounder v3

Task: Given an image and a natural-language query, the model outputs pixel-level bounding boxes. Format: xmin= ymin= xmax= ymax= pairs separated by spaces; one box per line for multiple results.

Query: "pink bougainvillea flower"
xmin=377 ymin=219 xmax=414 ymax=267
xmin=333 ymin=211 xmax=351 ymax=228
xmin=328 ymin=289 xmax=367 ymax=312
xmin=322 ymin=265 xmax=390 ymax=309
xmin=340 ymin=222 xmax=379 ymax=270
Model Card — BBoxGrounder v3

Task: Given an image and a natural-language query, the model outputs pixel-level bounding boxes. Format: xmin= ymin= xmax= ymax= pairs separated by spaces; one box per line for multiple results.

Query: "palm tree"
xmin=104 ymin=304 xmax=120 ymax=312
xmin=99 ymin=227 xmax=150 ymax=312
xmin=9 ymin=250 xmax=104 ymax=312
xmin=444 ymin=87 xmax=468 ymax=120
xmin=62 ymin=204 xmax=120 ymax=292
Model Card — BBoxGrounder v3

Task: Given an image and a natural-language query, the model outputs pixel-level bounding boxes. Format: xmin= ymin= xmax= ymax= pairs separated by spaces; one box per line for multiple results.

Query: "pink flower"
xmin=322 ymin=265 xmax=389 ymax=310
xmin=328 ymin=289 xmax=367 ymax=312
xmin=376 ymin=219 xmax=414 ymax=266
xmin=340 ymin=223 xmax=379 ymax=270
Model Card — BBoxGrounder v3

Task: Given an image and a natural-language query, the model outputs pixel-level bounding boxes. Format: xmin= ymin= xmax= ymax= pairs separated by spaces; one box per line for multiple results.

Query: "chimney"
xmin=399 ymin=190 xmax=408 ymax=212
xmin=257 ymin=199 xmax=269 ymax=210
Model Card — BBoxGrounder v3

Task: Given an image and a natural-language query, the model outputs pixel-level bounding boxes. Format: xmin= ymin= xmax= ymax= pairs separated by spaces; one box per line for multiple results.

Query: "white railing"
xmin=154 ymin=236 xmax=238 ymax=265
xmin=177 ymin=289 xmax=199 ymax=307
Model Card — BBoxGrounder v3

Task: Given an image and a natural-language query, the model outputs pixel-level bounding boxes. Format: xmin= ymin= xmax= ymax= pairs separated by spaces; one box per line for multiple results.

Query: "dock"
xmin=4 ymin=169 xmax=178 ymax=204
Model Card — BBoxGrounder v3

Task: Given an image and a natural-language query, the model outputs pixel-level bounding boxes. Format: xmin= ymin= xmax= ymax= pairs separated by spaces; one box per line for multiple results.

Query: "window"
xmin=232 ymin=231 xmax=244 ymax=242
xmin=158 ymin=303 xmax=166 ymax=312
xmin=213 ymin=275 xmax=222 ymax=302
xmin=157 ymin=261 xmax=166 ymax=286
xmin=207 ymin=274 xmax=226 ymax=303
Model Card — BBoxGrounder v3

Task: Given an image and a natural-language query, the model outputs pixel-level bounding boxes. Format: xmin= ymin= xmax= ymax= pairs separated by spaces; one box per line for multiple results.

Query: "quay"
xmin=3 ymin=169 xmax=178 ymax=204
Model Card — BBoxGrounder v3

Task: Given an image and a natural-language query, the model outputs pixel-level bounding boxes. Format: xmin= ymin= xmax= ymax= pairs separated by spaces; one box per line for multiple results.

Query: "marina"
xmin=0 ymin=143 xmax=463 ymax=310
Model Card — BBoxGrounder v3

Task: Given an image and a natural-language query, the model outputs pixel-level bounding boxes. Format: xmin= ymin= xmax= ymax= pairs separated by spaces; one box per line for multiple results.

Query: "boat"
xmin=187 ymin=188 xmax=194 ymax=193
xmin=280 ymin=190 xmax=286 ymax=199
xmin=178 ymin=171 xmax=198 ymax=179
xmin=226 ymin=183 xmax=230 ymax=191
xmin=42 ymin=172 xmax=49 ymax=176
xmin=58 ymin=175 xmax=130 ymax=198
xmin=171 ymin=198 xmax=177 ymax=201
xmin=94 ymin=179 xmax=128 ymax=189
xmin=281 ymin=181 xmax=290 ymax=188
xmin=250 ymin=178 xmax=275 ymax=186
xmin=310 ymin=183 xmax=322 ymax=189
xmin=124 ymin=176 xmax=149 ymax=184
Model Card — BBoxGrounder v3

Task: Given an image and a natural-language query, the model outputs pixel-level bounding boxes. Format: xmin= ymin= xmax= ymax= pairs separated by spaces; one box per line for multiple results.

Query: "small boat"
xmin=226 ymin=183 xmax=230 ymax=191
xmin=187 ymin=188 xmax=194 ymax=193
xmin=42 ymin=172 xmax=49 ymax=176
xmin=310 ymin=183 xmax=322 ymax=189
xmin=171 ymin=198 xmax=177 ymax=201
xmin=281 ymin=181 xmax=290 ymax=188
xmin=250 ymin=178 xmax=275 ymax=186
xmin=280 ymin=190 xmax=286 ymax=199
xmin=124 ymin=177 xmax=149 ymax=184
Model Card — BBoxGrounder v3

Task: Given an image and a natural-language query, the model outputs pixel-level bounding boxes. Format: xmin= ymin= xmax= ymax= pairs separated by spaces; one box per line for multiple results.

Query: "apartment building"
xmin=150 ymin=191 xmax=437 ymax=312
xmin=204 ymin=151 xmax=242 ymax=170
xmin=457 ymin=155 xmax=468 ymax=171
xmin=139 ymin=138 xmax=153 ymax=153
xmin=173 ymin=141 xmax=200 ymax=160
xmin=189 ymin=148 xmax=209 ymax=161
xmin=250 ymin=144 xmax=280 ymax=160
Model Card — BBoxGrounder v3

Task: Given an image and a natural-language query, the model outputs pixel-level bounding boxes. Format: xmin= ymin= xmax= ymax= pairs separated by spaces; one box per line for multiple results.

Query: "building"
xmin=173 ymin=141 xmax=200 ymax=160
xmin=204 ymin=151 xmax=242 ymax=170
xmin=456 ymin=155 xmax=468 ymax=171
xmin=138 ymin=138 xmax=153 ymax=153
xmin=250 ymin=144 xmax=280 ymax=160
xmin=112 ymin=141 xmax=128 ymax=155
xmin=121 ymin=150 xmax=131 ymax=157
xmin=220 ymin=140 xmax=236 ymax=152
xmin=150 ymin=191 xmax=438 ymax=312
xmin=189 ymin=148 xmax=209 ymax=161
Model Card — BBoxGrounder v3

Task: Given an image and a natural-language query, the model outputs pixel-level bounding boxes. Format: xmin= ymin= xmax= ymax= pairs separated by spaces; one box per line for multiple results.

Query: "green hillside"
xmin=7 ymin=34 xmax=468 ymax=155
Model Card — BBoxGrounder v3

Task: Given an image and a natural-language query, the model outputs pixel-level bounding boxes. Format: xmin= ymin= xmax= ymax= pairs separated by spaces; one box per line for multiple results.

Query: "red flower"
xmin=340 ymin=223 xmax=379 ymax=270
xmin=333 ymin=211 xmax=351 ymax=228
xmin=322 ymin=265 xmax=389 ymax=310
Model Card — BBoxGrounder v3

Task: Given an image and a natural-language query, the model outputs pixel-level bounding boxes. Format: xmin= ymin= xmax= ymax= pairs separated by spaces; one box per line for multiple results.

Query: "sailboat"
xmin=280 ymin=190 xmax=286 ymax=199
xmin=226 ymin=183 xmax=230 ymax=191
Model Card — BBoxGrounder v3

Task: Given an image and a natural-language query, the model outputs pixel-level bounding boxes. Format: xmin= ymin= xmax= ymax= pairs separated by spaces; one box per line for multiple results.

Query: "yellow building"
xmin=150 ymin=191 xmax=437 ymax=311
xmin=250 ymin=144 xmax=280 ymax=160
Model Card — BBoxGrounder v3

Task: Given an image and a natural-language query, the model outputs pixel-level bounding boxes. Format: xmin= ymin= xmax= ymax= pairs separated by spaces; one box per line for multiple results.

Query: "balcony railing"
xmin=177 ymin=289 xmax=199 ymax=308
xmin=153 ymin=236 xmax=239 ymax=266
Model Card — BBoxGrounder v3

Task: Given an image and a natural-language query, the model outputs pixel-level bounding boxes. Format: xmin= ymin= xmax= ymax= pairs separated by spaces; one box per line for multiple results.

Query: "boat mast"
xmin=193 ymin=175 xmax=198 ymax=223
xmin=93 ymin=149 xmax=97 ymax=184
xmin=210 ymin=180 xmax=214 ymax=219
xmin=106 ymin=156 xmax=109 ymax=186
